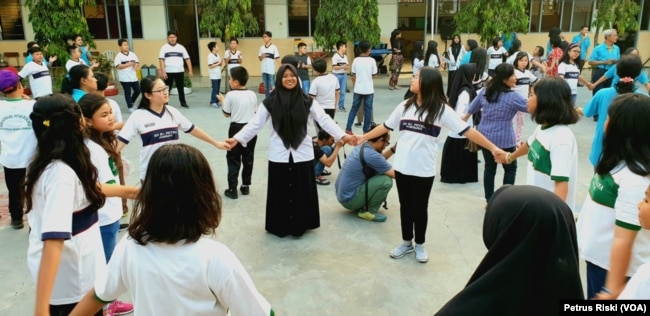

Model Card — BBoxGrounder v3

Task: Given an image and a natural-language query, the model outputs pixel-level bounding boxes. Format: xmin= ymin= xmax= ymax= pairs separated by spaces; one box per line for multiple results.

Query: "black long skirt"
xmin=440 ymin=137 xmax=478 ymax=184
xmin=266 ymin=157 xmax=320 ymax=237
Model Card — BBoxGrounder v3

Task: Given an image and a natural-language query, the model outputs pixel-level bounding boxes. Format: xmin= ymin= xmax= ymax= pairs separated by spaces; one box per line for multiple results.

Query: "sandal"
xmin=321 ymin=170 xmax=332 ymax=176
xmin=315 ymin=176 xmax=330 ymax=185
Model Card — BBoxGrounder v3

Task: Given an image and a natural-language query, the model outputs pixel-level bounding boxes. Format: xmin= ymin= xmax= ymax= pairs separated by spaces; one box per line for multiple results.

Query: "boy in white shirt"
xmin=159 ymin=31 xmax=192 ymax=108
xmin=114 ymin=38 xmax=141 ymax=113
xmin=217 ymin=66 xmax=258 ymax=199
xmin=224 ymin=38 xmax=243 ymax=72
xmin=207 ymin=41 xmax=223 ymax=108
xmin=0 ymin=69 xmax=37 ymax=229
xmin=332 ymin=41 xmax=349 ymax=112
xmin=258 ymin=31 xmax=280 ymax=98
xmin=309 ymin=58 xmax=340 ymax=120
xmin=18 ymin=46 xmax=53 ymax=98
xmin=346 ymin=40 xmax=377 ymax=134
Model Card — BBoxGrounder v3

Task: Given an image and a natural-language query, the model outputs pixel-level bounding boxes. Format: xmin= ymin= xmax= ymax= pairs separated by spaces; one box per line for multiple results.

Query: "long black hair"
xmin=412 ymin=41 xmax=424 ymax=63
xmin=596 ymin=94 xmax=650 ymax=176
xmin=559 ymin=43 xmax=583 ymax=66
xmin=530 ymin=77 xmax=579 ymax=126
xmin=450 ymin=34 xmax=462 ymax=61
xmin=78 ymin=93 xmax=118 ymax=159
xmin=485 ymin=63 xmax=514 ymax=102
xmin=22 ymin=94 xmax=104 ymax=212
xmin=614 ymin=55 xmax=643 ymax=94
xmin=61 ymin=64 xmax=91 ymax=94
xmin=448 ymin=63 xmax=478 ymax=110
xmin=404 ymin=66 xmax=446 ymax=125
xmin=425 ymin=40 xmax=440 ymax=66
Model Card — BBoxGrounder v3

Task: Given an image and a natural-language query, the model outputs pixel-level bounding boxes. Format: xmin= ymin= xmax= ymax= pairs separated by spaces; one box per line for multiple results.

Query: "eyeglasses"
xmin=153 ymin=87 xmax=169 ymax=94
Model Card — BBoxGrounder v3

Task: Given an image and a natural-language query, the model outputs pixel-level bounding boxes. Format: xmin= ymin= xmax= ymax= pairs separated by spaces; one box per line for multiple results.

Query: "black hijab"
xmin=262 ymin=64 xmax=312 ymax=150
xmin=448 ymin=63 xmax=477 ymax=110
xmin=450 ymin=36 xmax=462 ymax=61
xmin=436 ymin=185 xmax=584 ymax=316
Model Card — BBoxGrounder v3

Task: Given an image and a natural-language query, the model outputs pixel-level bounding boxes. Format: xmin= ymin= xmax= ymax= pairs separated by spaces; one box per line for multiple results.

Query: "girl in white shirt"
xmin=70 ymin=144 xmax=273 ymax=316
xmin=558 ymin=43 xmax=593 ymax=105
xmin=424 ymin=40 xmax=441 ymax=69
xmin=22 ymin=94 xmax=105 ymax=316
xmin=360 ymin=66 xmax=505 ymax=264
xmin=412 ymin=41 xmax=425 ymax=76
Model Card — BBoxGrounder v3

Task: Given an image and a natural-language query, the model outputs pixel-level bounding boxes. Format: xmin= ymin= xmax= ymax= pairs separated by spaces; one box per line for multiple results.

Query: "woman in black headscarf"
xmin=446 ymin=34 xmax=466 ymax=97
xmin=435 ymin=185 xmax=584 ymax=316
xmin=227 ymin=64 xmax=353 ymax=237
xmin=440 ymin=63 xmax=478 ymax=184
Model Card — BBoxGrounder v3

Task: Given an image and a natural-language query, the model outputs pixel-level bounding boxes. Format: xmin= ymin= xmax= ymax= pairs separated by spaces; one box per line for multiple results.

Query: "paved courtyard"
xmin=0 ymin=71 xmax=610 ymax=315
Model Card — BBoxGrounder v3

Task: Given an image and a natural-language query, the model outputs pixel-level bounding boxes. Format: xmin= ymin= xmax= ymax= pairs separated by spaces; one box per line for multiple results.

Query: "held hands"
xmin=215 ymin=141 xmax=231 ymax=151
xmin=586 ymin=82 xmax=596 ymax=91
xmin=492 ymin=148 xmax=508 ymax=164
xmin=342 ymin=134 xmax=359 ymax=146
xmin=575 ymin=107 xmax=584 ymax=116
xmin=224 ymin=138 xmax=239 ymax=151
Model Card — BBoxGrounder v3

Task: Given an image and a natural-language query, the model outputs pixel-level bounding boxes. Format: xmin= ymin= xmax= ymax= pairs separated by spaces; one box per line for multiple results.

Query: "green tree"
xmin=198 ymin=0 xmax=259 ymax=41
xmin=313 ymin=0 xmax=381 ymax=52
xmin=454 ymin=0 xmax=528 ymax=47
xmin=592 ymin=0 xmax=641 ymax=45
xmin=26 ymin=0 xmax=95 ymax=64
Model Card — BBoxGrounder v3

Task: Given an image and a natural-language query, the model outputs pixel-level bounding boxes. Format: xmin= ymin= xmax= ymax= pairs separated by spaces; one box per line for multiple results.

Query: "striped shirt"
xmin=467 ymin=88 xmax=528 ymax=148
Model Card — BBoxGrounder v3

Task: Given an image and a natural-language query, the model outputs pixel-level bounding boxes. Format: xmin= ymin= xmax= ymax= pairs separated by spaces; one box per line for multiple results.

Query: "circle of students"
xmin=1 ymin=25 xmax=650 ymax=315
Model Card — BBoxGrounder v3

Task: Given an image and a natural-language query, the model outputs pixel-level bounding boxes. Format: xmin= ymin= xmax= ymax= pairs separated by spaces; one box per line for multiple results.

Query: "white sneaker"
xmin=415 ymin=244 xmax=428 ymax=263
xmin=390 ymin=241 xmax=414 ymax=259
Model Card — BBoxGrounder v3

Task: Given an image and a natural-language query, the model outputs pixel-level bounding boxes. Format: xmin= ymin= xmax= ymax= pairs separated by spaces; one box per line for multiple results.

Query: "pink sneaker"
xmin=108 ymin=300 xmax=134 ymax=315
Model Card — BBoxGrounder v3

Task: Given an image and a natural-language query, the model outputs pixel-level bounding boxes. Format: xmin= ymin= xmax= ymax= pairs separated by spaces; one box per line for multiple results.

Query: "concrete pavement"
xmin=0 ymin=72 xmax=602 ymax=315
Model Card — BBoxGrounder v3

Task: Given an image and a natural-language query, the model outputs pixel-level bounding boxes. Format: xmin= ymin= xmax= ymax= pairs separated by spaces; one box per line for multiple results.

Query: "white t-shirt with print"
xmin=0 ymin=99 xmax=37 ymax=168
xmin=85 ymin=139 xmax=122 ymax=226
xmin=114 ymin=51 xmax=139 ymax=82
xmin=513 ymin=68 xmax=537 ymax=99
xmin=117 ymin=106 xmax=194 ymax=180
xmin=525 ymin=125 xmax=578 ymax=211
xmin=27 ymin=160 xmax=105 ymax=305
xmin=351 ymin=56 xmax=377 ymax=95
xmin=309 ymin=73 xmax=340 ymax=110
xmin=66 ymin=58 xmax=88 ymax=72
xmin=384 ymin=101 xmax=470 ymax=177
xmin=258 ymin=44 xmax=280 ymax=75
xmin=577 ymin=163 xmax=650 ymax=276
xmin=159 ymin=43 xmax=190 ymax=73
xmin=331 ymin=53 xmax=348 ymax=74
xmin=487 ymin=46 xmax=507 ymax=70
xmin=224 ymin=50 xmax=242 ymax=71
xmin=207 ymin=53 xmax=222 ymax=80
xmin=558 ymin=62 xmax=580 ymax=94
xmin=18 ymin=61 xmax=52 ymax=98
xmin=94 ymin=236 xmax=272 ymax=316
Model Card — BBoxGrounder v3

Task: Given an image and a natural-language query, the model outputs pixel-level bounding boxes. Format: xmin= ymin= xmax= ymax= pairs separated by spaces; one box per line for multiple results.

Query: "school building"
xmin=1 ymin=0 xmax=650 ymax=77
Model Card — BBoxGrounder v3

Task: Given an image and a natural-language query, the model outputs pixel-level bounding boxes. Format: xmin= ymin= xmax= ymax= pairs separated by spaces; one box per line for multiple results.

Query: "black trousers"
xmin=164 ymin=72 xmax=187 ymax=106
xmin=227 ymin=123 xmax=257 ymax=190
xmin=591 ymin=67 xmax=613 ymax=96
xmin=395 ymin=171 xmax=435 ymax=244
xmin=4 ymin=167 xmax=26 ymax=222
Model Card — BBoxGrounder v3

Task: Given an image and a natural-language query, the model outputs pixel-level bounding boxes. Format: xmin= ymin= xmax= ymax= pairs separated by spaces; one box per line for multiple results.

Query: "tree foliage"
xmin=198 ymin=0 xmax=259 ymax=41
xmin=26 ymin=0 xmax=95 ymax=64
xmin=592 ymin=0 xmax=640 ymax=44
xmin=313 ymin=0 xmax=381 ymax=52
xmin=454 ymin=0 xmax=528 ymax=47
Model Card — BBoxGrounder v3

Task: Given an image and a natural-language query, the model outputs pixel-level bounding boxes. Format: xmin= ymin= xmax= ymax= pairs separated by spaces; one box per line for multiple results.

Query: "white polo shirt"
xmin=18 ymin=61 xmax=53 ymax=98
xmin=258 ymin=44 xmax=279 ymax=75
xmin=224 ymin=50 xmax=242 ymax=71
xmin=159 ymin=43 xmax=190 ymax=73
xmin=117 ymin=106 xmax=194 ymax=180
xmin=66 ymin=58 xmax=88 ymax=72
xmin=351 ymin=56 xmax=377 ymax=95
xmin=0 ymin=98 xmax=37 ymax=168
xmin=331 ymin=53 xmax=348 ymax=74
xmin=207 ymin=53 xmax=222 ymax=80
xmin=558 ymin=62 xmax=581 ymax=94
xmin=114 ymin=51 xmax=139 ymax=82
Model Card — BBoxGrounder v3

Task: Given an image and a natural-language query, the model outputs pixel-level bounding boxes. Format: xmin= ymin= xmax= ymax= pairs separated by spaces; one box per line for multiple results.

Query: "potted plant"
xmin=170 ymin=75 xmax=192 ymax=95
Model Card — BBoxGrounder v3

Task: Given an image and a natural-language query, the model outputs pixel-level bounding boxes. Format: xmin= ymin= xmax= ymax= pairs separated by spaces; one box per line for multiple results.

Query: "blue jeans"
xmin=100 ymin=220 xmax=120 ymax=262
xmin=120 ymin=81 xmax=141 ymax=109
xmin=347 ymin=93 xmax=373 ymax=132
xmin=314 ymin=145 xmax=333 ymax=176
xmin=334 ymin=73 xmax=347 ymax=109
xmin=302 ymin=80 xmax=310 ymax=94
xmin=262 ymin=73 xmax=275 ymax=98
xmin=210 ymin=79 xmax=221 ymax=104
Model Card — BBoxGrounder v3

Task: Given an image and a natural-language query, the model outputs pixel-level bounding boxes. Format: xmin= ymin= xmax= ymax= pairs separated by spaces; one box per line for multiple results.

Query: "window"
xmin=528 ymin=0 xmax=542 ymax=32
xmin=641 ymin=0 xmax=650 ymax=31
xmin=288 ymin=0 xmax=320 ymax=37
xmin=540 ymin=0 xmax=561 ymax=32
xmin=85 ymin=0 xmax=143 ymax=39
xmin=0 ymin=0 xmax=25 ymax=40
xmin=570 ymin=0 xmax=593 ymax=32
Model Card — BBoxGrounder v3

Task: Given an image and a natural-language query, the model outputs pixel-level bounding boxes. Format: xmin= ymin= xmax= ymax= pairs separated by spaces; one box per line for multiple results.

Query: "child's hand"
xmin=575 ymin=107 xmax=584 ymax=116
xmin=224 ymin=138 xmax=239 ymax=150
xmin=216 ymin=93 xmax=224 ymax=102
xmin=215 ymin=141 xmax=231 ymax=150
